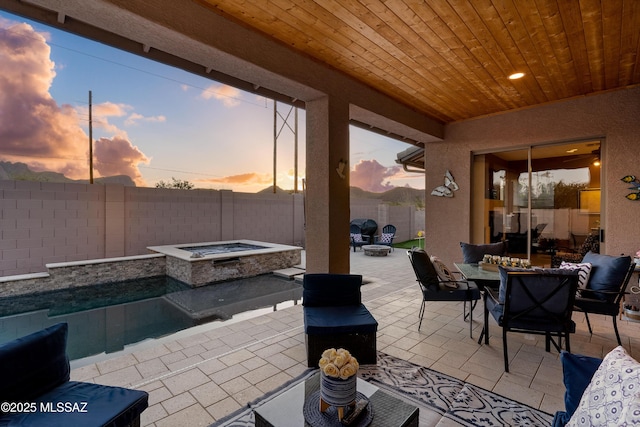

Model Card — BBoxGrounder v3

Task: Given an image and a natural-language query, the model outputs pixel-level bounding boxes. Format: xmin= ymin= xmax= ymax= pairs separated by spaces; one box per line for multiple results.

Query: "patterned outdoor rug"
xmin=210 ymin=352 xmax=553 ymax=427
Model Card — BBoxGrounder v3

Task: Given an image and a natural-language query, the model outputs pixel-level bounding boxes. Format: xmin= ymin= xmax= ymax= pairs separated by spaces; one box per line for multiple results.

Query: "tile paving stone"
xmin=210 ymin=363 xmax=249 ymax=384
xmin=156 ymin=403 xmax=214 ymax=427
xmin=136 ymin=358 xmax=170 ymax=379
xmin=218 ymin=348 xmax=255 ymax=366
xmin=197 ymin=357 xmax=228 ymax=376
xmin=93 ymin=365 xmax=142 ymax=387
xmin=190 ymin=381 xmax=229 ymax=407
xmin=240 ymin=355 xmax=268 ymax=371
xmin=96 ymin=353 xmax=139 ymax=375
xmin=166 ymin=354 xmax=205 ymax=372
xmin=162 ymin=368 xmax=210 ymax=396
xmin=182 ymin=344 xmax=207 ymax=357
xmin=141 ymin=403 xmax=168 ymax=426
xmin=147 ymin=386 xmax=172 ymax=405
xmin=200 ymin=345 xmax=233 ymax=360
xmin=206 ymin=396 xmax=242 ymax=422
xmin=242 ymin=362 xmax=280 ymax=384
xmin=133 ymin=344 xmax=171 ymax=363
xmin=219 ymin=376 xmax=252 ymax=395
xmin=161 ymin=391 xmax=197 ymax=414
xmin=70 ymin=363 xmax=100 ymax=382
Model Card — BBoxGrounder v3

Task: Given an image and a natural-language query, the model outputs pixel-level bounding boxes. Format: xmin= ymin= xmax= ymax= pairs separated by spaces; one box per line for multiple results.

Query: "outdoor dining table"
xmin=454 ymin=263 xmax=501 ymax=290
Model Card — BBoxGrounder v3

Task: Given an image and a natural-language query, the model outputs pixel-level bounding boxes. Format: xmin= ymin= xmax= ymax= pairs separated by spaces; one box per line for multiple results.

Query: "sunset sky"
xmin=0 ymin=11 xmax=425 ymax=193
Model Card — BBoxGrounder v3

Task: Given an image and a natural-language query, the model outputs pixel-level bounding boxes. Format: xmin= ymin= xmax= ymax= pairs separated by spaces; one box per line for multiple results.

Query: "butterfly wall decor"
xmin=431 ymin=170 xmax=459 ymax=197
xmin=621 ymin=175 xmax=640 ymax=201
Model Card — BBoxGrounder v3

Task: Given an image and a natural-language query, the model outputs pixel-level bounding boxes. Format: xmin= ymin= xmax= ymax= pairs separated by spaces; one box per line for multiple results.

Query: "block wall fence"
xmin=0 ymin=180 xmax=421 ymax=277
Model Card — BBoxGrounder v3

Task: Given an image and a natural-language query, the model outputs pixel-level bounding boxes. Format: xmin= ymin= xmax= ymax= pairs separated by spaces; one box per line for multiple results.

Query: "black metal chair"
xmin=479 ymin=270 xmax=579 ymax=372
xmin=350 ymin=224 xmax=369 ymax=252
xmin=407 ymin=248 xmax=480 ymax=338
xmin=572 ymin=252 xmax=634 ymax=346
xmin=374 ymin=224 xmax=396 ymax=251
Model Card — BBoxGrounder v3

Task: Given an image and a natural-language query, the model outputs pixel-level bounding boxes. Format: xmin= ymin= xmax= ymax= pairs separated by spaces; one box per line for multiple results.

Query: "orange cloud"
xmin=197 ymin=172 xmax=271 ymax=185
xmin=350 ymin=159 xmax=402 ymax=192
xmin=93 ymin=136 xmax=149 ymax=183
xmin=200 ymin=83 xmax=241 ymax=107
xmin=0 ymin=20 xmax=151 ymax=186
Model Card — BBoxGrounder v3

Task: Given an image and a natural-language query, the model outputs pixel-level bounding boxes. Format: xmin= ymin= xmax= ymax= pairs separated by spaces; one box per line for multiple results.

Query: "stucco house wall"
xmin=425 ymin=86 xmax=640 ymax=266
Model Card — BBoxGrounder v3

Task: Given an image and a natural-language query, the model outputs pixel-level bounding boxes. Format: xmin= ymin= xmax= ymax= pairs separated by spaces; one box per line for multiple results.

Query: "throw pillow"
xmin=559 ymin=351 xmax=603 ymax=425
xmin=582 ymin=252 xmax=631 ymax=302
xmin=430 ymin=256 xmax=457 ymax=288
xmin=379 ymin=233 xmax=394 ymax=244
xmin=559 ymin=261 xmax=592 ymax=291
xmin=567 ymin=345 xmax=640 ymax=426
xmin=460 ymin=241 xmax=507 ymax=263
xmin=350 ymin=233 xmax=363 ymax=243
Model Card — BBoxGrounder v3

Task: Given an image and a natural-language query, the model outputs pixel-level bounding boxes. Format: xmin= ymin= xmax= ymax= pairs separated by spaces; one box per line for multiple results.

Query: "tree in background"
xmin=155 ymin=177 xmax=194 ymax=190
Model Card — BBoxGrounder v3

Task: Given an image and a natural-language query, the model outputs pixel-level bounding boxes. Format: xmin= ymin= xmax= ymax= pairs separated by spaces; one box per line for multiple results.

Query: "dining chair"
xmin=479 ymin=269 xmax=579 ymax=372
xmin=408 ymin=248 xmax=480 ymax=338
xmin=572 ymin=252 xmax=634 ymax=345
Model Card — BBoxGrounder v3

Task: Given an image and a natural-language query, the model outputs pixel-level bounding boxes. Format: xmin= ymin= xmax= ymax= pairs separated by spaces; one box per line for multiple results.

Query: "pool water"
xmin=0 ymin=275 xmax=302 ymax=361
xmin=183 ymin=242 xmax=266 ymax=257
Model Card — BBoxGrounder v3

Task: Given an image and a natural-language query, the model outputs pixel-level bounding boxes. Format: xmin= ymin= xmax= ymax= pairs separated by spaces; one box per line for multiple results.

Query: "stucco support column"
xmin=305 ymin=96 xmax=350 ymax=273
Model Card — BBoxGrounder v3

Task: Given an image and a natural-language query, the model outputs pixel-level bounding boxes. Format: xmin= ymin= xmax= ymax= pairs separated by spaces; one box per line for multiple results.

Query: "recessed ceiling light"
xmin=508 ymin=72 xmax=525 ymax=80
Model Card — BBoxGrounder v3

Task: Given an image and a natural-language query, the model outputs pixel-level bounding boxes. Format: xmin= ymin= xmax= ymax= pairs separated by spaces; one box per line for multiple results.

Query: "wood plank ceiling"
xmin=197 ymin=0 xmax=640 ymax=124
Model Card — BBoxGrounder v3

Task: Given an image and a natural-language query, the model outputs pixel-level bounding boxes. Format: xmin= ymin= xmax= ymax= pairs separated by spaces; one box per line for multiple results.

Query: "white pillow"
xmin=379 ymin=232 xmax=394 ymax=244
xmin=350 ymin=233 xmax=363 ymax=243
xmin=559 ymin=261 xmax=592 ymax=291
xmin=567 ymin=346 xmax=640 ymax=426
xmin=430 ymin=256 xmax=457 ymax=288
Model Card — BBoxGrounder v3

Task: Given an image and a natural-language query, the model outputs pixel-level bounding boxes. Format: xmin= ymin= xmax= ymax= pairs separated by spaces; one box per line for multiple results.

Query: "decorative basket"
xmin=478 ymin=262 xmax=500 ymax=272
xmin=320 ymin=371 xmax=357 ymax=407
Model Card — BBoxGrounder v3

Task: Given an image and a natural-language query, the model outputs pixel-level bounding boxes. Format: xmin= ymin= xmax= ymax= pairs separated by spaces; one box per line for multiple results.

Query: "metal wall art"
xmin=431 ymin=170 xmax=458 ymax=197
xmin=621 ymin=175 xmax=640 ymax=200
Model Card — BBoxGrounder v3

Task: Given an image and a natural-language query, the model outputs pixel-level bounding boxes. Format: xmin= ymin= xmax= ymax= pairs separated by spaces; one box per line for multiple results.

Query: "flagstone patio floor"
xmin=69 ymin=250 xmax=640 ymax=426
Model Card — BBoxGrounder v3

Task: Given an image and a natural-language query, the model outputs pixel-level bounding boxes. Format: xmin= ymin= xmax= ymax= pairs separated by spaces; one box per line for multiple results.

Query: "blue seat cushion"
xmin=582 ymin=252 xmax=631 ymax=301
xmin=0 ymin=323 xmax=70 ymax=402
xmin=0 ymin=381 xmax=149 ymax=427
xmin=553 ymin=351 xmax=602 ymax=427
xmin=304 ymin=305 xmax=378 ymax=335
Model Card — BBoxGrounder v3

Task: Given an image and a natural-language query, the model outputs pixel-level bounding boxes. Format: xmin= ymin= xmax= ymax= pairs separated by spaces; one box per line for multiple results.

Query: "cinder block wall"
xmin=0 ymin=181 xmax=106 ymax=276
xmin=0 ymin=181 xmax=305 ymax=276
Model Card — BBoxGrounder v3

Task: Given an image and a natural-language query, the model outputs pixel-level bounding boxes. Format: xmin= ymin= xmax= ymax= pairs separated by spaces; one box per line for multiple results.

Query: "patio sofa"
xmin=0 ymin=323 xmax=148 ymax=427
xmin=553 ymin=346 xmax=640 ymax=426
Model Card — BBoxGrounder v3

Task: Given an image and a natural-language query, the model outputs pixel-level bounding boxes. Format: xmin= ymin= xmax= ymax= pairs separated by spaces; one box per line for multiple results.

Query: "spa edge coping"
xmin=146 ymin=240 xmax=302 ymax=262
xmin=0 ymin=254 xmax=166 ymax=284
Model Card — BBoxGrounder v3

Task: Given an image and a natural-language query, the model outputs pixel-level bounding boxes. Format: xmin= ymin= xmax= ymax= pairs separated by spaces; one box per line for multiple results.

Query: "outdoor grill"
xmin=350 ymin=218 xmax=378 ymax=243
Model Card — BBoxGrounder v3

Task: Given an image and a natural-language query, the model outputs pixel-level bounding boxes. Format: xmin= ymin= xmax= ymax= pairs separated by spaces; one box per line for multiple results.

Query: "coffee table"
xmin=255 ymin=372 xmax=418 ymax=427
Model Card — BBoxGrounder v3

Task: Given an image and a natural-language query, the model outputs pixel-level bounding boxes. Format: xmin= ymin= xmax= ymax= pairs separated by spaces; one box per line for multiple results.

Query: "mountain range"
xmin=259 ymin=184 xmax=425 ymax=206
xmin=1 ymin=162 xmax=425 ymax=205
xmin=0 ymin=161 xmax=135 ymax=186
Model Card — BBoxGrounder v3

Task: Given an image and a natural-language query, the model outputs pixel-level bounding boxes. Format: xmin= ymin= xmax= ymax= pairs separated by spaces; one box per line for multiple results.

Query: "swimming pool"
xmin=0 ymin=274 xmax=302 ymax=361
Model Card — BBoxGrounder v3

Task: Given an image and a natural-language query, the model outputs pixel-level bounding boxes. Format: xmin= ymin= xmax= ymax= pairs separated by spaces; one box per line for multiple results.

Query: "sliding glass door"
xmin=472 ymin=140 xmax=601 ymax=266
